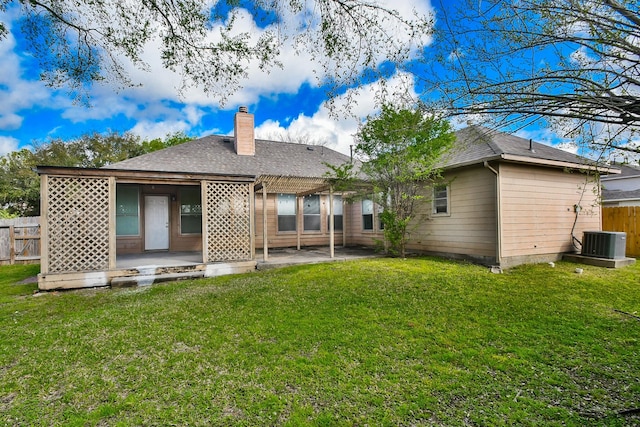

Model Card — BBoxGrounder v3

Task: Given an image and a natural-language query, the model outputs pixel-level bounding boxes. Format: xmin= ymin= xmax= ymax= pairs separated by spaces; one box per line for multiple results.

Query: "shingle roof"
xmin=107 ymin=136 xmax=352 ymax=178
xmin=602 ymin=188 xmax=640 ymax=201
xmin=601 ymin=163 xmax=640 ymax=180
xmin=441 ymin=126 xmax=595 ymax=169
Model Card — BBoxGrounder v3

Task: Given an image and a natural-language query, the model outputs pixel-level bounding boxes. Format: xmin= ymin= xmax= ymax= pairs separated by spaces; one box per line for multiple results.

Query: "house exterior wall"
xmin=344 ymin=199 xmax=384 ymax=247
xmin=254 ymin=193 xmax=346 ymax=248
xmin=406 ymin=166 xmax=498 ymax=263
xmin=498 ymin=163 xmax=601 ymax=267
xmin=116 ymin=184 xmax=202 ymax=254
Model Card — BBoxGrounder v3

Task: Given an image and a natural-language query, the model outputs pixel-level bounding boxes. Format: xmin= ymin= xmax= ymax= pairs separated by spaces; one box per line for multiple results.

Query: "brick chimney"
xmin=234 ymin=106 xmax=255 ymax=156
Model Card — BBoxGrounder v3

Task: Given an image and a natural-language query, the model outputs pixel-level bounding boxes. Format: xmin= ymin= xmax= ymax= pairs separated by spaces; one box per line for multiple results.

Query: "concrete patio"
xmin=116 ymin=246 xmax=379 ymax=271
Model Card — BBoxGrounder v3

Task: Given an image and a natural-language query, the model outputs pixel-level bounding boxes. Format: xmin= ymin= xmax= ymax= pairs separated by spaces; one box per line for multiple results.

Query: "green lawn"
xmin=1 ymin=258 xmax=639 ymax=426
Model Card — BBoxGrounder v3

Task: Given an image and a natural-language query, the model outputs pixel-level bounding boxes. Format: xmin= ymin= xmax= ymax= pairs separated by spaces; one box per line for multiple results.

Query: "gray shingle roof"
xmin=107 ymin=136 xmax=352 ymax=178
xmin=602 ymin=188 xmax=640 ymax=201
xmin=441 ymin=126 xmax=594 ymax=169
xmin=601 ymin=163 xmax=640 ymax=180
xmin=106 ymin=126 xmax=599 ymax=179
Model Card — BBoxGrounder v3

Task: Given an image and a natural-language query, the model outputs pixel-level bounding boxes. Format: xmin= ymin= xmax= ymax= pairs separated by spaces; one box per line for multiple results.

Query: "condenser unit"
xmin=581 ymin=231 xmax=627 ymax=259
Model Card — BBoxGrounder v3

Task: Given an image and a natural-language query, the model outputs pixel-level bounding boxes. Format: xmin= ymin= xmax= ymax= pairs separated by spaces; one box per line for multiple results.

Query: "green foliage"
xmin=7 ymin=0 xmax=433 ymax=104
xmin=0 ymin=131 xmax=192 ymax=216
xmin=340 ymin=104 xmax=455 ymax=256
xmin=141 ymin=132 xmax=193 ymax=153
xmin=1 ymin=259 xmax=640 ymax=425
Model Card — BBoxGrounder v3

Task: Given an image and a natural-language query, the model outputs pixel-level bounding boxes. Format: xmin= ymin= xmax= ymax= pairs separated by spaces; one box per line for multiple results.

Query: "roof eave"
xmin=36 ymin=166 xmax=256 ymax=182
xmin=499 ymin=154 xmax=620 ymax=174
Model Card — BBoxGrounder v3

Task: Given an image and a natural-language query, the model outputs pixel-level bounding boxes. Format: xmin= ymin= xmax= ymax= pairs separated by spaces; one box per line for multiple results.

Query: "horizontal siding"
xmin=254 ymin=193 xmax=345 ymax=248
xmin=499 ymin=164 xmax=600 ymax=257
xmin=409 ymin=166 xmax=497 ymax=258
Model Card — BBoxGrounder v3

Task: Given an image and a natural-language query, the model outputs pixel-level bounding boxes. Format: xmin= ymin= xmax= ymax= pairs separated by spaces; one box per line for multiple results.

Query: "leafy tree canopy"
xmin=0 ymin=0 xmax=433 ymax=103
xmin=331 ymin=104 xmax=454 ymax=257
xmin=0 ymin=131 xmax=193 ymax=216
xmin=425 ymin=0 xmax=640 ymax=156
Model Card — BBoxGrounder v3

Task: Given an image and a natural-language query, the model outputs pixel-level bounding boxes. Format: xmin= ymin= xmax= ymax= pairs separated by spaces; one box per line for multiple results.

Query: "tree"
xmin=331 ymin=104 xmax=454 ymax=257
xmin=2 ymin=0 xmax=433 ymax=103
xmin=424 ymin=0 xmax=640 ymax=155
xmin=0 ymin=131 xmax=191 ymax=216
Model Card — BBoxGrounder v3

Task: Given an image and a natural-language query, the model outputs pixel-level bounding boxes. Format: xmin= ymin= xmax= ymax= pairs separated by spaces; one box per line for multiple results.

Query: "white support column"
xmin=329 ymin=187 xmax=335 ymax=258
xmin=262 ymin=184 xmax=268 ymax=261
xmin=342 ymin=198 xmax=347 ymax=248
xmin=296 ymin=195 xmax=302 ymax=250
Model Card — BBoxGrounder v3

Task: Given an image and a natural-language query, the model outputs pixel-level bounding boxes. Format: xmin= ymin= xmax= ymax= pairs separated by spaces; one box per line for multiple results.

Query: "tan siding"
xmin=499 ymin=163 xmax=600 ymax=259
xmin=408 ymin=166 xmax=497 ymax=259
xmin=254 ymin=193 xmax=345 ymax=248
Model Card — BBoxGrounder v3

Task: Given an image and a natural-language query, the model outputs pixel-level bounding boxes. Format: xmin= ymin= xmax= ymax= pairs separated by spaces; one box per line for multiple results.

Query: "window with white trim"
xmin=277 ymin=194 xmax=297 ymax=232
xmin=433 ymin=184 xmax=449 ymax=215
xmin=327 ymin=195 xmax=343 ymax=231
xmin=362 ymin=199 xmax=374 ymax=230
xmin=303 ymin=194 xmax=321 ymax=231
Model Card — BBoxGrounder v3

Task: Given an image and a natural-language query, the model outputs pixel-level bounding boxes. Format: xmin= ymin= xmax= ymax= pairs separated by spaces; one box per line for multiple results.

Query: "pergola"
xmin=256 ymin=175 xmax=344 ymax=261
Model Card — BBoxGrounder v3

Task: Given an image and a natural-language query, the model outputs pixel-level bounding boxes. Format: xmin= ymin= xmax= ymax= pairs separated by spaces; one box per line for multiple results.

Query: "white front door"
xmin=145 ymin=195 xmax=170 ymax=250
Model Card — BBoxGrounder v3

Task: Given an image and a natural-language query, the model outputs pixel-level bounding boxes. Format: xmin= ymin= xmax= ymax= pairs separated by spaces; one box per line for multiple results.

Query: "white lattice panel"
xmin=204 ymin=182 xmax=251 ymax=262
xmin=46 ymin=176 xmax=110 ymax=272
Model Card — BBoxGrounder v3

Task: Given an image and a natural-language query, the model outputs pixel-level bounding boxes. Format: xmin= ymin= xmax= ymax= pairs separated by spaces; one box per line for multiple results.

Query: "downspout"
xmin=484 ymin=161 xmax=502 ymax=266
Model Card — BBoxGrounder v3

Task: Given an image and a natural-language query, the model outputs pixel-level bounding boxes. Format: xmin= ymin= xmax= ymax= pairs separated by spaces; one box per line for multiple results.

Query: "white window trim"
xmin=432 ymin=184 xmax=451 ymax=216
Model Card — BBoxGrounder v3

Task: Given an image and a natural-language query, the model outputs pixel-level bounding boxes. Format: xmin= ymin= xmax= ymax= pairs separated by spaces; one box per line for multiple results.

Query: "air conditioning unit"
xmin=581 ymin=231 xmax=627 ymax=259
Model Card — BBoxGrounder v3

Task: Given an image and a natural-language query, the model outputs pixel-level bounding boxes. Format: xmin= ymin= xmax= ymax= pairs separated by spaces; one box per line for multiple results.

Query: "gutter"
xmin=484 ymin=161 xmax=502 ymax=266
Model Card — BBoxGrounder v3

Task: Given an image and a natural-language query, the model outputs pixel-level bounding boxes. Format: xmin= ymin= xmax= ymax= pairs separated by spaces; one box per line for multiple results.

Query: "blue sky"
xmin=0 ymin=0 xmax=570 ymax=158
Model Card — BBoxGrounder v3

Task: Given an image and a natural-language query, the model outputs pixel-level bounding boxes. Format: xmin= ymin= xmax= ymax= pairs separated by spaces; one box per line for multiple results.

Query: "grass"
xmin=0 ymin=258 xmax=639 ymax=426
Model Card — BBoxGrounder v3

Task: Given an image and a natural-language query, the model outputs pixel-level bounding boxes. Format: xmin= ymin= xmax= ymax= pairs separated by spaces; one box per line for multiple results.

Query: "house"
xmin=347 ymin=126 xmax=616 ymax=268
xmin=601 ymin=163 xmax=640 ymax=206
xmin=36 ymin=113 xmax=615 ymax=290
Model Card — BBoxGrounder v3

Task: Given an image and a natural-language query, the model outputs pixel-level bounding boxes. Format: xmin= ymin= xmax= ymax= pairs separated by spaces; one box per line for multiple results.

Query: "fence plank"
xmin=602 ymin=207 xmax=640 ymax=257
xmin=0 ymin=217 xmax=41 ymax=265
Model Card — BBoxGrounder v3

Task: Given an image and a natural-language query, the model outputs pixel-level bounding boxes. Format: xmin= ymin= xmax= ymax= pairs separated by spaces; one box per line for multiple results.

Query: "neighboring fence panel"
xmin=0 ymin=217 xmax=41 ymax=265
xmin=602 ymin=207 xmax=640 ymax=257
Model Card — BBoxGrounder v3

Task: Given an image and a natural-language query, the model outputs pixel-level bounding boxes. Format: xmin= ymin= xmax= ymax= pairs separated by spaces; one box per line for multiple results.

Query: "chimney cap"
xmin=238 ymin=106 xmax=248 ymax=113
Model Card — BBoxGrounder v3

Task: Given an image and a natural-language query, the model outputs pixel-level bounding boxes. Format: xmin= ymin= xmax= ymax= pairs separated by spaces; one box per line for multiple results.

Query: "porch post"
xmin=262 ymin=184 xmax=268 ymax=261
xmin=201 ymin=180 xmax=208 ymax=263
xmin=296 ymin=195 xmax=301 ymax=250
xmin=342 ymin=198 xmax=347 ymax=248
xmin=329 ymin=186 xmax=335 ymax=258
xmin=108 ymin=177 xmax=117 ymax=269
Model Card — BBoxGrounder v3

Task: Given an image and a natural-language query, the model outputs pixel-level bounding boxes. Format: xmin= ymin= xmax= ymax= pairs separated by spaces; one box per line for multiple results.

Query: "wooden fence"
xmin=0 ymin=217 xmax=41 ymax=265
xmin=602 ymin=207 xmax=640 ymax=257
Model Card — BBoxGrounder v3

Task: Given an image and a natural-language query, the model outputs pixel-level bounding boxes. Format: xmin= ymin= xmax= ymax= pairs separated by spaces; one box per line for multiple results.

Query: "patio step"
xmin=111 ymin=271 xmax=205 ymax=288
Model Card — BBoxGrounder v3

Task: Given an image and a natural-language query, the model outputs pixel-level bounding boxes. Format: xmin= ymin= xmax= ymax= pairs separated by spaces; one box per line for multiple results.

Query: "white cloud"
xmin=0 ymin=17 xmax=50 ymax=133
xmin=0 ymin=136 xmax=19 ymax=156
xmin=128 ymin=120 xmax=191 ymax=140
xmin=256 ymin=72 xmax=420 ymax=155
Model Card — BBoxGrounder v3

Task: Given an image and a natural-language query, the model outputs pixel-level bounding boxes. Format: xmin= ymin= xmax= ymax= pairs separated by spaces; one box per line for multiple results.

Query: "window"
xmin=180 ymin=186 xmax=202 ymax=234
xmin=116 ymin=185 xmax=140 ymax=236
xmin=433 ymin=185 xmax=449 ymax=214
xmin=327 ymin=195 xmax=343 ymax=231
xmin=362 ymin=199 xmax=374 ymax=230
xmin=378 ymin=203 xmax=385 ymax=230
xmin=303 ymin=194 xmax=321 ymax=231
xmin=277 ymin=194 xmax=297 ymax=232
